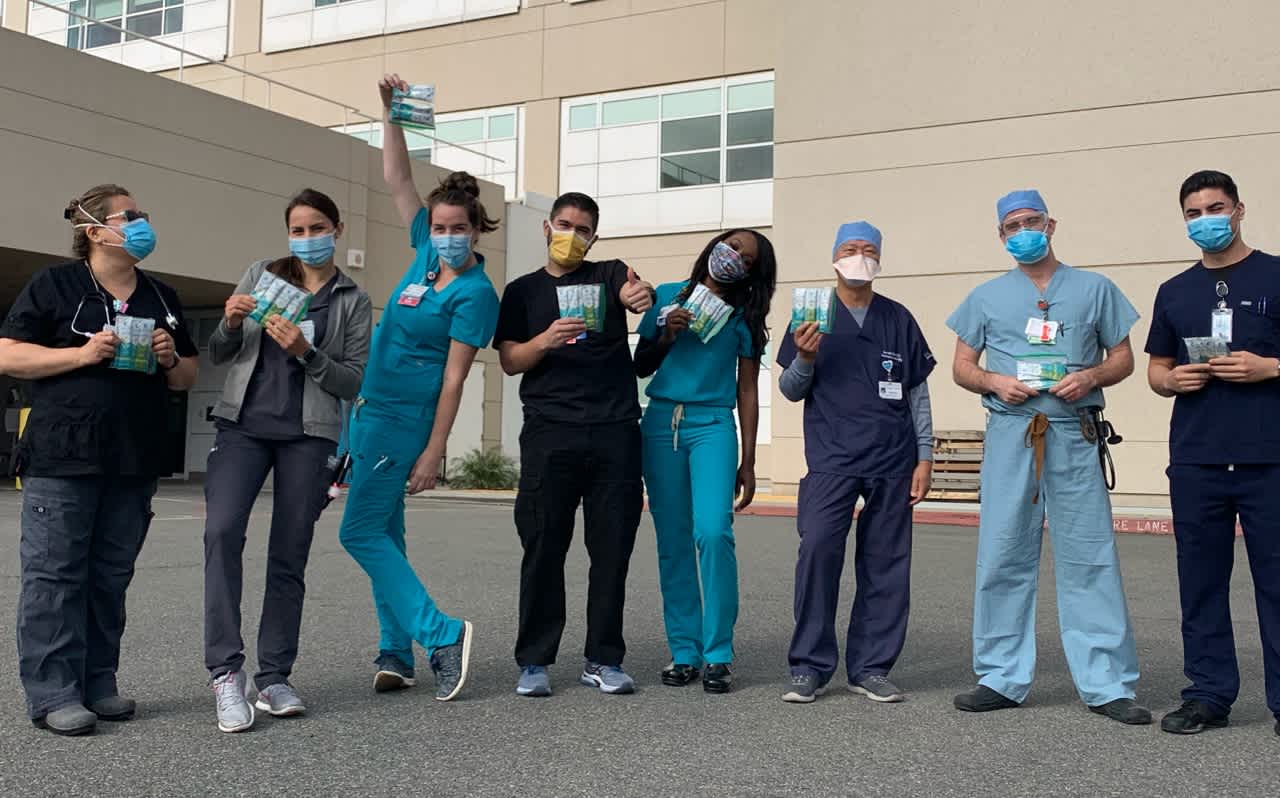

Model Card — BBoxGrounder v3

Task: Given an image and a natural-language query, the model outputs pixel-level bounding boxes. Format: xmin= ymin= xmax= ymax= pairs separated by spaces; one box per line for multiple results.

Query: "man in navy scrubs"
xmin=1146 ymin=170 xmax=1280 ymax=737
xmin=775 ymin=221 xmax=935 ymax=704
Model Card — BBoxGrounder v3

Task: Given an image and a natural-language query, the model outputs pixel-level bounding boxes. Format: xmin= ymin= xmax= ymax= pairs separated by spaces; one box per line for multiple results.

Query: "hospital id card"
xmin=878 ymin=381 xmax=903 ymax=400
xmin=1211 ymin=308 xmax=1233 ymax=341
xmin=1024 ymin=317 xmax=1059 ymax=345
xmin=398 ymin=284 xmax=427 ymax=307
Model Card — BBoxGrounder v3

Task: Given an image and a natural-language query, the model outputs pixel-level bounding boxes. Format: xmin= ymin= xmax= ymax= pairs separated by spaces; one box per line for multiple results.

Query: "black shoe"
xmin=88 ymin=695 xmax=136 ymax=722
xmin=954 ymin=685 xmax=1020 ymax=713
xmin=660 ymin=663 xmax=700 ymax=687
xmin=703 ymin=664 xmax=733 ymax=694
xmin=1160 ymin=700 xmax=1230 ymax=735
xmin=1088 ymin=698 xmax=1152 ymax=725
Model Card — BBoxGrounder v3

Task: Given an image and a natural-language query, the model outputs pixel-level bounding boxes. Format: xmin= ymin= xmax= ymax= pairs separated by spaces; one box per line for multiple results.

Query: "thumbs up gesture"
xmin=619 ymin=264 xmax=655 ymax=314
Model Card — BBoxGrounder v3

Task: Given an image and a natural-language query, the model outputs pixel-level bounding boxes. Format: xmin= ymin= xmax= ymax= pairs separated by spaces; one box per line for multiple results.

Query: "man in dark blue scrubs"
xmin=775 ymin=221 xmax=935 ymax=704
xmin=1146 ymin=170 xmax=1280 ymax=738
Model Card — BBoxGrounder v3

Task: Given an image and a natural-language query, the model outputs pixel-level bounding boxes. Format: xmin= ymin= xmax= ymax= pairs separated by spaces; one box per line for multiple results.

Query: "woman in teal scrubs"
xmin=338 ymin=75 xmax=500 ymax=702
xmin=634 ymin=229 xmax=777 ymax=693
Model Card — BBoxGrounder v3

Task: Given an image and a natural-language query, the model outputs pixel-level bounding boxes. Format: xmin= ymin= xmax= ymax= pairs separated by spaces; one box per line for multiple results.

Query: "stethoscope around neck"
xmin=69 ymin=260 xmax=178 ymax=338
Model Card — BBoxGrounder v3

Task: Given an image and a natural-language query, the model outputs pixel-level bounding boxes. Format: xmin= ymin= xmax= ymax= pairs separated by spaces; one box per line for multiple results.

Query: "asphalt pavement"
xmin=0 ymin=485 xmax=1274 ymax=798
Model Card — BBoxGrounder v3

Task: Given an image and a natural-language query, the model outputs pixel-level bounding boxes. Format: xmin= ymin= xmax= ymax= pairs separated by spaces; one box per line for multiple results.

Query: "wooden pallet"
xmin=928 ymin=430 xmax=983 ymax=501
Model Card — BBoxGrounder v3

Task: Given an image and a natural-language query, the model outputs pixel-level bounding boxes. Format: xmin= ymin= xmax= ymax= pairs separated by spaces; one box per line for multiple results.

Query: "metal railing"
xmin=26 ymin=0 xmax=503 ymax=163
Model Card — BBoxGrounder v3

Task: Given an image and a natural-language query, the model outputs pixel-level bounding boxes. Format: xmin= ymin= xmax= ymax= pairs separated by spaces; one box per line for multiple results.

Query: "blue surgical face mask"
xmin=76 ymin=208 xmax=157 ymax=262
xmin=708 ymin=241 xmax=749 ymax=283
xmin=431 ymin=234 xmax=474 ymax=269
xmin=1186 ymin=214 xmax=1236 ymax=253
xmin=289 ymin=233 xmax=336 ymax=267
xmin=1004 ymin=229 xmax=1049 ymax=264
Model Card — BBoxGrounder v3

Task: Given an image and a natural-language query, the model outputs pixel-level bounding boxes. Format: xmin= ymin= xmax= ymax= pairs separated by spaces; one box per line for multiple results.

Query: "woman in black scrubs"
xmin=0 ymin=184 xmax=198 ymax=736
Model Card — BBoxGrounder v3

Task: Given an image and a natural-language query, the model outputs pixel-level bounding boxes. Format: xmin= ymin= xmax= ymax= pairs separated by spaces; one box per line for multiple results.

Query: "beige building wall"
xmin=773 ymin=0 xmax=1280 ymax=504
xmin=0 ymin=27 xmax=507 ymax=465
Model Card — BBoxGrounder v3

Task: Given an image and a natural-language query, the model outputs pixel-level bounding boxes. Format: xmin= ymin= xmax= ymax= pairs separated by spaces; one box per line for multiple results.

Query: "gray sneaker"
xmin=850 ymin=674 xmax=905 ymax=703
xmin=781 ymin=673 xmax=828 ymax=704
xmin=430 ymin=620 xmax=473 ymax=702
xmin=373 ymin=653 xmax=417 ymax=693
xmin=255 ymin=683 xmax=306 ymax=717
xmin=36 ymin=704 xmax=97 ymax=736
xmin=212 ymin=671 xmax=255 ymax=733
xmin=517 ymin=666 xmax=552 ymax=697
xmin=88 ymin=695 xmax=136 ymax=721
xmin=580 ymin=661 xmax=636 ymax=694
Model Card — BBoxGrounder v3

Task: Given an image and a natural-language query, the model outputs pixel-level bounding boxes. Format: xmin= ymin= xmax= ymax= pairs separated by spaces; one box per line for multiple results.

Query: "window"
xmin=263 ymin=0 xmax=520 ymax=53
xmin=63 ymin=0 xmax=184 ymax=50
xmin=334 ymin=105 xmax=523 ymax=201
xmin=559 ymin=72 xmax=775 ymax=237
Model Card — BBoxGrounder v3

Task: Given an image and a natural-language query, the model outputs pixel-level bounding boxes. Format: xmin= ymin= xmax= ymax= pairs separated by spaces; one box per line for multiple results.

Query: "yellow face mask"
xmin=548 ymin=229 xmax=590 ymax=267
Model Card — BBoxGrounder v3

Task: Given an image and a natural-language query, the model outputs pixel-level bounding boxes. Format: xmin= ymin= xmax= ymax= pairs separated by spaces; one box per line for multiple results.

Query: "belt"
xmin=1024 ymin=413 xmax=1050 ymax=504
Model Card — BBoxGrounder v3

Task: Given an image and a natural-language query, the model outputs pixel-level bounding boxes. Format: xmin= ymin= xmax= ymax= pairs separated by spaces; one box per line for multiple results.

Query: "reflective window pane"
xmin=661 ymin=87 xmax=720 ymax=118
xmin=727 ymin=80 xmax=774 ymax=112
xmin=129 ymin=0 xmax=164 ymax=12
xmin=163 ymin=6 xmax=183 ymax=34
xmin=727 ymin=109 xmax=773 ymax=146
xmin=569 ymin=104 xmax=597 ymax=130
xmin=66 ymin=26 xmax=83 ymax=50
xmin=434 ymin=118 xmax=485 ymax=143
xmin=660 ymin=116 xmax=720 ymax=154
xmin=86 ymin=21 xmax=122 ymax=48
xmin=661 ymin=152 xmax=720 ymax=188
xmin=488 ymin=113 xmax=516 ymax=139
xmin=125 ymin=11 xmax=162 ymax=40
xmin=90 ymin=0 xmax=123 ymax=18
xmin=727 ymin=146 xmax=772 ymax=182
xmin=601 ymin=96 xmax=658 ymax=126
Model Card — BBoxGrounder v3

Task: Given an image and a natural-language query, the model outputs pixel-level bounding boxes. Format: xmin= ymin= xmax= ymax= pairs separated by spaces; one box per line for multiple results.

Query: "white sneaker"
xmin=212 ymin=671 xmax=255 ymax=733
xmin=255 ymin=683 xmax=306 ymax=717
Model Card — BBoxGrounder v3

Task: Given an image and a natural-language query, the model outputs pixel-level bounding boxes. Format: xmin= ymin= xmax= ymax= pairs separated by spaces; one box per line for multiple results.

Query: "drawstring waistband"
xmin=671 ymin=404 xmax=685 ymax=451
xmin=1024 ymin=413 xmax=1049 ymax=504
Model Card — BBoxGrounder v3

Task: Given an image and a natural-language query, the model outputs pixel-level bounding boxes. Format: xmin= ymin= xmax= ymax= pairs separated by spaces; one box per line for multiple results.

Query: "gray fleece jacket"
xmin=208 ymin=259 xmax=372 ymax=443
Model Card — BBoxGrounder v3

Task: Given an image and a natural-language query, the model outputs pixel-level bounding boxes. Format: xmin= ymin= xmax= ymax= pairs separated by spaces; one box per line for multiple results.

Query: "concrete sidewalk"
xmin=419 ymin=489 xmax=1179 ymax=535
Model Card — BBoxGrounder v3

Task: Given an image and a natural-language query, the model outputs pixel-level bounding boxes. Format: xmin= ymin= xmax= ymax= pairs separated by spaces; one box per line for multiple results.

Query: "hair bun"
xmin=441 ymin=171 xmax=481 ymax=198
xmin=63 ymin=200 xmax=81 ymax=221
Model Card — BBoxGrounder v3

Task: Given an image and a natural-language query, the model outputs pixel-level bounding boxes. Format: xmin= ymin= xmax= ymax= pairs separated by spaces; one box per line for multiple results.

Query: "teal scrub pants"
xmin=338 ymin=399 xmax=463 ymax=667
xmin=641 ymin=400 xmax=740 ymax=667
xmin=973 ymin=411 xmax=1139 ymax=705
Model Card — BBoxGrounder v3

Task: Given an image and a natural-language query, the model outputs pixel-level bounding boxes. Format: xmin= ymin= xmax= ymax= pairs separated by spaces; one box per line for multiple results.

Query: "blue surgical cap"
xmin=996 ymin=190 xmax=1048 ymax=223
xmin=832 ymin=221 xmax=882 ymax=256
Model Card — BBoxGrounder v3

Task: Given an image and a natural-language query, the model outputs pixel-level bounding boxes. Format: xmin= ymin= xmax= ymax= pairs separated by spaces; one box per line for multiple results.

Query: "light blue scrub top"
xmin=359 ymin=207 xmax=500 ymax=419
xmin=638 ymin=281 xmax=755 ymax=409
xmin=946 ymin=264 xmax=1138 ymax=419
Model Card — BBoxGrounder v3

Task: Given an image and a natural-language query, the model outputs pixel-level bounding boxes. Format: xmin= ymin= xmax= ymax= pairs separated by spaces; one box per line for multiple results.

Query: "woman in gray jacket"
xmin=202 ymin=189 xmax=372 ymax=733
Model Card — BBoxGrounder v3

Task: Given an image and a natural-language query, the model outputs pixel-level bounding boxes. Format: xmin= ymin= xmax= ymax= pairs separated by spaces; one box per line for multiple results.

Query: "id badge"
xmin=1024 ymin=317 xmax=1059 ymax=345
xmin=878 ymin=381 xmax=903 ymax=400
xmin=298 ymin=320 xmax=316 ymax=345
xmin=1211 ymin=308 xmax=1233 ymax=341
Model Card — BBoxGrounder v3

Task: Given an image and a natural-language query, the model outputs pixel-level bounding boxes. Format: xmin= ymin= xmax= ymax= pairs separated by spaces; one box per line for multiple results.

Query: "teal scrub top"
xmin=946 ymin=264 xmax=1138 ymax=419
xmin=638 ymin=281 xmax=755 ymax=408
xmin=359 ymin=207 xmax=500 ymax=419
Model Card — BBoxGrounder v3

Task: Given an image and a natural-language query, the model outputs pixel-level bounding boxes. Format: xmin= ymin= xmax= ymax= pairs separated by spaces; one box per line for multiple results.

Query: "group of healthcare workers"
xmin=1 ymin=70 xmax=1275 ymax=741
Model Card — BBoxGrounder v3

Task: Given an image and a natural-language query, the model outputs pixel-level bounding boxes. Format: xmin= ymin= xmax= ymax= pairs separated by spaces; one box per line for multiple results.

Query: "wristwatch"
xmin=160 ymin=355 xmax=180 ymax=372
xmin=299 ymin=347 xmax=319 ymax=366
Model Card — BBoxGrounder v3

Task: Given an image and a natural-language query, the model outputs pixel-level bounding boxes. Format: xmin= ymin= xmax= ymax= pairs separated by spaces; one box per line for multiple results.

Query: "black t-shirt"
xmin=1145 ymin=249 xmax=1280 ymax=465
xmin=493 ymin=260 xmax=640 ymax=424
xmin=232 ymin=273 xmax=336 ymax=439
xmin=0 ymin=260 xmax=198 ymax=477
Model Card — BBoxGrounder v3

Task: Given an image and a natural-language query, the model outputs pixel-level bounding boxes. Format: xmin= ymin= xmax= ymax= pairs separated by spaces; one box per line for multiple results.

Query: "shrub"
xmin=447 ymin=447 xmax=518 ymax=490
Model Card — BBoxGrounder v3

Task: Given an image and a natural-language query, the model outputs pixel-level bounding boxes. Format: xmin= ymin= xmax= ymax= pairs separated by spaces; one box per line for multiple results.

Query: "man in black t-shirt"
xmin=494 ymin=192 xmax=655 ymax=697
xmin=1146 ymin=170 xmax=1280 ymax=739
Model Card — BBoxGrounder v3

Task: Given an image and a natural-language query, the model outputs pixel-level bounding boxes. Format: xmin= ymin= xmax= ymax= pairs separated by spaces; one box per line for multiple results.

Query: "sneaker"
xmin=255 ymin=683 xmax=306 ymax=717
xmin=1160 ymin=699 xmax=1230 ymax=735
xmin=781 ymin=673 xmax=828 ymax=704
xmin=580 ymin=661 xmax=636 ymax=694
xmin=430 ymin=620 xmax=473 ymax=702
xmin=211 ymin=671 xmax=255 ymax=733
xmin=954 ymin=685 xmax=1020 ymax=712
xmin=516 ymin=665 xmax=552 ymax=697
xmin=373 ymin=654 xmax=416 ymax=693
xmin=703 ymin=664 xmax=733 ymax=694
xmin=850 ymin=674 xmax=906 ymax=703
xmin=660 ymin=663 xmax=701 ymax=687
xmin=88 ymin=695 xmax=136 ymax=721
xmin=1088 ymin=697 xmax=1152 ymax=725
xmin=34 ymin=704 xmax=97 ymax=736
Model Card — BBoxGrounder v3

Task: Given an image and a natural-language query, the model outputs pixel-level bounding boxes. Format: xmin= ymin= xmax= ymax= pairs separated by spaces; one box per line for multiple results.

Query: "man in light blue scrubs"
xmin=947 ymin=189 xmax=1151 ymax=725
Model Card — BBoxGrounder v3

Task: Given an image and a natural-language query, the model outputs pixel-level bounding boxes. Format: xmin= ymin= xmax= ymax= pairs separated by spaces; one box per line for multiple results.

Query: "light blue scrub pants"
xmin=973 ymin=411 xmax=1139 ymax=706
xmin=641 ymin=400 xmax=740 ymax=667
xmin=338 ymin=400 xmax=463 ymax=669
